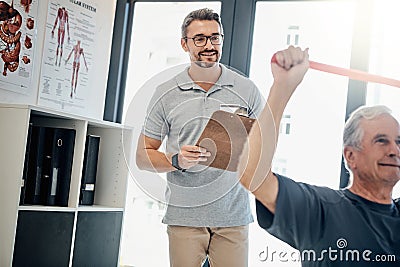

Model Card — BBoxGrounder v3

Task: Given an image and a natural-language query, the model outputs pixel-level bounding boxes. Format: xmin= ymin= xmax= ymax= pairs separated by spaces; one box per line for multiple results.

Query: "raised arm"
xmin=238 ymin=46 xmax=309 ymax=213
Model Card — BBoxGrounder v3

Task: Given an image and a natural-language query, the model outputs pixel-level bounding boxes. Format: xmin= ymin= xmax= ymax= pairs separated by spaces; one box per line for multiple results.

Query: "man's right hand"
xmin=271 ymin=46 xmax=309 ymax=101
xmin=176 ymin=145 xmax=211 ymax=170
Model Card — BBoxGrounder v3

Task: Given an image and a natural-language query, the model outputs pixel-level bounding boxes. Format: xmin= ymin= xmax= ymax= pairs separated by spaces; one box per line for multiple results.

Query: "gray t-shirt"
xmin=256 ymin=174 xmax=400 ymax=266
xmin=143 ymin=64 xmax=264 ymax=227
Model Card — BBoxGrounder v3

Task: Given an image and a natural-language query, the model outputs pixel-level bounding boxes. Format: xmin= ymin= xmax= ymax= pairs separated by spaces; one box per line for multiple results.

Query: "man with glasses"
xmin=136 ymin=8 xmax=264 ymax=267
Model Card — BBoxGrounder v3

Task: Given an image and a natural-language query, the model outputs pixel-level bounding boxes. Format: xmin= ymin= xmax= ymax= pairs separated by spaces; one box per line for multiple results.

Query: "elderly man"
xmin=239 ymin=46 xmax=399 ymax=266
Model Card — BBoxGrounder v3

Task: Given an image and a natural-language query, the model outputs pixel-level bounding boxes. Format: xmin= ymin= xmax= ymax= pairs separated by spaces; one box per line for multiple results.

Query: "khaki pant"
xmin=167 ymin=225 xmax=249 ymax=267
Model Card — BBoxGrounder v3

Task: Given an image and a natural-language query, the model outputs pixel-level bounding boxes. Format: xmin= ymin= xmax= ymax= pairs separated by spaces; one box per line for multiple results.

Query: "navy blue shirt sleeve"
xmin=256 ymin=174 xmax=341 ymax=250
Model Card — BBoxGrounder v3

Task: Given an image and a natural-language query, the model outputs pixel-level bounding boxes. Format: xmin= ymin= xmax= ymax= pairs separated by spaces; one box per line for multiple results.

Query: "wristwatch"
xmin=171 ymin=153 xmax=186 ymax=172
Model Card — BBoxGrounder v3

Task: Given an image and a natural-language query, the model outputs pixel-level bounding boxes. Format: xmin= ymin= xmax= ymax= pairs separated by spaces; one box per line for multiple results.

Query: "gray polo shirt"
xmin=143 ymin=64 xmax=264 ymax=227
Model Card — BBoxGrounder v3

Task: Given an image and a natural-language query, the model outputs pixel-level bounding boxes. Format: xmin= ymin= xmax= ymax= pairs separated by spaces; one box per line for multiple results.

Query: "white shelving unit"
xmin=0 ymin=104 xmax=134 ymax=267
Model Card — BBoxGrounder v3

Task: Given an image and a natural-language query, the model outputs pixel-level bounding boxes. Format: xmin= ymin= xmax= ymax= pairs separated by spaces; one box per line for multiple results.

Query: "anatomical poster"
xmin=38 ymin=0 xmax=97 ymax=115
xmin=0 ymin=0 xmax=38 ymax=95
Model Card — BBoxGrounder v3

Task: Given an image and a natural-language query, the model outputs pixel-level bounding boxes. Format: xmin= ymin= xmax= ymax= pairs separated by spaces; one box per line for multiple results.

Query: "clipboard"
xmin=195 ymin=110 xmax=256 ymax=171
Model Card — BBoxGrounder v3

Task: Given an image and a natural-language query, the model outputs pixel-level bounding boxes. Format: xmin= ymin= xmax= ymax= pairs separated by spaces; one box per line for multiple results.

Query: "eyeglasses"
xmin=183 ymin=34 xmax=224 ymax=47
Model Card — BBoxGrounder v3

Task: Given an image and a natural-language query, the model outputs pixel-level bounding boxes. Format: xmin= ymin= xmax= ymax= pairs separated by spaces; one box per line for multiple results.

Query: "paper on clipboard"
xmin=195 ymin=110 xmax=256 ymax=171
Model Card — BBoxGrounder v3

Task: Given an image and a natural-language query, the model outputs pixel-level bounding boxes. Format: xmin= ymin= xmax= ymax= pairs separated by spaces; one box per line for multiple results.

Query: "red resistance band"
xmin=271 ymin=54 xmax=400 ymax=88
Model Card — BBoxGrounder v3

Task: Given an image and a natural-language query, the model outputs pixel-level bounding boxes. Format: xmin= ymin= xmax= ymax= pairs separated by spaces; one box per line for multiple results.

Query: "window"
xmin=248 ymin=1 xmax=356 ymax=266
xmin=251 ymin=0 xmax=355 ymax=190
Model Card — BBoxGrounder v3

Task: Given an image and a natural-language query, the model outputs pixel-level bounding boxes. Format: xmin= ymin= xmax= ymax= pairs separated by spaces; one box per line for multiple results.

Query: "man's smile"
xmin=378 ymin=162 xmax=400 ymax=168
xmin=199 ymin=51 xmax=218 ymax=57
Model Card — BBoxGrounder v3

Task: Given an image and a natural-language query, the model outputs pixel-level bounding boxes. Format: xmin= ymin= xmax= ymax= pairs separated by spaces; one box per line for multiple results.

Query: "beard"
xmin=194 ymin=61 xmax=217 ymax=68
xmin=194 ymin=49 xmax=219 ymax=68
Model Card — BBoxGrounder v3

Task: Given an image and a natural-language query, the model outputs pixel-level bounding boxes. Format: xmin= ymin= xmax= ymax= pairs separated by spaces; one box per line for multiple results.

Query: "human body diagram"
xmin=49 ymin=5 xmax=91 ymax=99
xmin=52 ymin=6 xmax=69 ymax=66
xmin=65 ymin=40 xmax=87 ymax=98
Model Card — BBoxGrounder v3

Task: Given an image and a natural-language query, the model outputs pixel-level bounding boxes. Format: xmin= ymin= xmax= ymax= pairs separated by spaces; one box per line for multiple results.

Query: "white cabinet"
xmin=0 ymin=104 xmax=133 ymax=267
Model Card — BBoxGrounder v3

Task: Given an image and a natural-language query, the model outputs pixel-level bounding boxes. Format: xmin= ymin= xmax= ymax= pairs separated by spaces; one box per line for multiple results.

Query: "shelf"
xmin=77 ymin=205 xmax=124 ymax=212
xmin=0 ymin=104 xmax=134 ymax=266
xmin=18 ymin=205 xmax=76 ymax=212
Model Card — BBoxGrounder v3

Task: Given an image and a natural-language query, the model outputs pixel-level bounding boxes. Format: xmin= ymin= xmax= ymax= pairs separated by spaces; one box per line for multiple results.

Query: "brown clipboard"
xmin=195 ymin=110 xmax=256 ymax=171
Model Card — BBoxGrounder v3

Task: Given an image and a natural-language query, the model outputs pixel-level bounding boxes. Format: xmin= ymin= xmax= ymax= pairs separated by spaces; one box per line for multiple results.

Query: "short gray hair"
xmin=343 ymin=105 xmax=393 ymax=150
xmin=181 ymin=8 xmax=222 ymax=38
